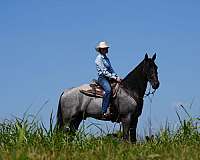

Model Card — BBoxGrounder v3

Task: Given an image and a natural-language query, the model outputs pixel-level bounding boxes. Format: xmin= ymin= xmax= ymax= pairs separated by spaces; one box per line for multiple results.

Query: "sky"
xmin=0 ymin=0 xmax=200 ymax=136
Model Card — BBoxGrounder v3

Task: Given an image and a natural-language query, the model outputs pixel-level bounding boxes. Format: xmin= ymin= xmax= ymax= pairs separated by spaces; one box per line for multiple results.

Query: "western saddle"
xmin=79 ymin=79 xmax=120 ymax=98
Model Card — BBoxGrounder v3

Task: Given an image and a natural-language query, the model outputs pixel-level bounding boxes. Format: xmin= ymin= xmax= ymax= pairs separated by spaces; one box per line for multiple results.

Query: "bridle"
xmin=143 ymin=60 xmax=158 ymax=98
xmin=118 ymin=59 xmax=158 ymax=102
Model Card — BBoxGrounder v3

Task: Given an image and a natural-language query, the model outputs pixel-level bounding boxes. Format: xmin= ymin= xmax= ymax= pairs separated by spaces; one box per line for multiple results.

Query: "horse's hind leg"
xmin=61 ymin=117 xmax=82 ymax=142
xmin=69 ymin=115 xmax=83 ymax=133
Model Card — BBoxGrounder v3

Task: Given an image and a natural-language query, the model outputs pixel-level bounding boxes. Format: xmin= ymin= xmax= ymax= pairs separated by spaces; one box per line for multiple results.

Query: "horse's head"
xmin=143 ymin=53 xmax=160 ymax=90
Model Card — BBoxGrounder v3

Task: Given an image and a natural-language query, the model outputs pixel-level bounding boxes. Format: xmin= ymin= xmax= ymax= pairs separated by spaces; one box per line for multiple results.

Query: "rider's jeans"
xmin=98 ymin=75 xmax=111 ymax=113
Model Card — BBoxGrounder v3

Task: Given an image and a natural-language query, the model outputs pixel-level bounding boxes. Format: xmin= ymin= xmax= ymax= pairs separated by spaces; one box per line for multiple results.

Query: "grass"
xmin=0 ymin=105 xmax=199 ymax=160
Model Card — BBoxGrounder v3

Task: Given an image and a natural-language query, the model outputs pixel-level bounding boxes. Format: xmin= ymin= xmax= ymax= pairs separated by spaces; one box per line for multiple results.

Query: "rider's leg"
xmin=98 ymin=75 xmax=111 ymax=114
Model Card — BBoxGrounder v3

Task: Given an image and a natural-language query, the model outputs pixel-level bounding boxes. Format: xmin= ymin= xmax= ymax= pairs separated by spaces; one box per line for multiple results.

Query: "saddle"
xmin=79 ymin=79 xmax=120 ymax=98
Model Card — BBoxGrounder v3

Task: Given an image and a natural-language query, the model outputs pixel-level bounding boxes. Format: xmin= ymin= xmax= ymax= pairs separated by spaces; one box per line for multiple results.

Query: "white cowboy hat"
xmin=95 ymin=41 xmax=110 ymax=52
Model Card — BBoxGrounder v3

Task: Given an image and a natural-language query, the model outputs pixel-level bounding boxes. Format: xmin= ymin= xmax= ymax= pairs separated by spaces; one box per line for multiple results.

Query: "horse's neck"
xmin=121 ymin=61 xmax=148 ymax=100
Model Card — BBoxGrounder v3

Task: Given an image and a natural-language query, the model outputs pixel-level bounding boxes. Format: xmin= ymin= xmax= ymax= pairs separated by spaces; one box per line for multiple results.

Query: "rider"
xmin=95 ymin=41 xmax=121 ymax=118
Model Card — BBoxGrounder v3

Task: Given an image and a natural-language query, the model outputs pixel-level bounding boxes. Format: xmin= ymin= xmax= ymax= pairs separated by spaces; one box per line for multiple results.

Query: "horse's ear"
xmin=145 ymin=53 xmax=148 ymax=61
xmin=152 ymin=53 xmax=156 ymax=61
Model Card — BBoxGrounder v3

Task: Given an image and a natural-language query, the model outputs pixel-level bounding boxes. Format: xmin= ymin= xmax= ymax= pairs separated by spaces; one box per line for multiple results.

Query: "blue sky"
xmin=0 ymin=1 xmax=200 ymax=135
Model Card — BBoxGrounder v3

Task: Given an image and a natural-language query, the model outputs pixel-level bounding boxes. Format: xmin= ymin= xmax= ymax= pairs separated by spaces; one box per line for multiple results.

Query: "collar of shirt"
xmin=100 ymin=54 xmax=108 ymax=59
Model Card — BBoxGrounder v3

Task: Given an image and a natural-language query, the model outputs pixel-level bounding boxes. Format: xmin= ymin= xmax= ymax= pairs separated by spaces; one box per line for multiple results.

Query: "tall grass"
xmin=0 ymin=105 xmax=199 ymax=160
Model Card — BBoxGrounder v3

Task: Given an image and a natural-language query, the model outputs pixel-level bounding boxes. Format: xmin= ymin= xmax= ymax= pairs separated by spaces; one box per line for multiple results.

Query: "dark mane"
xmin=121 ymin=59 xmax=148 ymax=100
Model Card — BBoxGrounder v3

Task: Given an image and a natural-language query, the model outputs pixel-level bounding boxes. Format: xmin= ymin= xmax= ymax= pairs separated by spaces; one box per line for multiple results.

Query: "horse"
xmin=56 ymin=53 xmax=160 ymax=142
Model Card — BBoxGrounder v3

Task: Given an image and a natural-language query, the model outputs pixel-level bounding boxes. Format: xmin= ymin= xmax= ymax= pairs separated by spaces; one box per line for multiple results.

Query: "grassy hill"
xmin=0 ymin=108 xmax=199 ymax=160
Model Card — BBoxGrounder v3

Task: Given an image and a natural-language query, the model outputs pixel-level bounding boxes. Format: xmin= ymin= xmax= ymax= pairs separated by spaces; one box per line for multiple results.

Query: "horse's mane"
xmin=122 ymin=59 xmax=145 ymax=87
xmin=121 ymin=59 xmax=147 ymax=100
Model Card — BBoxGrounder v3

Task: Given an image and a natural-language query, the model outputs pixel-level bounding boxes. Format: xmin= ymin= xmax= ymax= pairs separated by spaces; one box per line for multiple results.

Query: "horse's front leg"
xmin=129 ymin=117 xmax=138 ymax=143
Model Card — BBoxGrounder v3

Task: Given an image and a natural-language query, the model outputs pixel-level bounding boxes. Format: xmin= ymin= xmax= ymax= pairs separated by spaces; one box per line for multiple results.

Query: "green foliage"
xmin=0 ymin=105 xmax=199 ymax=160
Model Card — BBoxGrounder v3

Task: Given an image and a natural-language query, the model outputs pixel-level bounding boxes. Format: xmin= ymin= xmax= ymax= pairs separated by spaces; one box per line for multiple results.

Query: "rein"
xmin=119 ymin=82 xmax=157 ymax=102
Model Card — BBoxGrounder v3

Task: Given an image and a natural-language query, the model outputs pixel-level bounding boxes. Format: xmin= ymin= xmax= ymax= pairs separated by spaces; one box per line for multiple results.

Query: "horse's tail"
xmin=56 ymin=91 xmax=64 ymax=129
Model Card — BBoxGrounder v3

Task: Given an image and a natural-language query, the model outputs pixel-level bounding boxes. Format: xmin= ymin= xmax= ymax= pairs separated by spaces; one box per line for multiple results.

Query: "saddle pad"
xmin=79 ymin=89 xmax=104 ymax=98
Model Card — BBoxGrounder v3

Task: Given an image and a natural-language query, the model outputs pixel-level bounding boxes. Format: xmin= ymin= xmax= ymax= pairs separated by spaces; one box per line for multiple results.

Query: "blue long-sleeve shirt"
xmin=95 ymin=54 xmax=118 ymax=79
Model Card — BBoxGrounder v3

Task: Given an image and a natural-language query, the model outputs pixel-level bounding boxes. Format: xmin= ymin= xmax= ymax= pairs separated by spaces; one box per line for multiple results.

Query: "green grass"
xmin=0 ymin=106 xmax=199 ymax=160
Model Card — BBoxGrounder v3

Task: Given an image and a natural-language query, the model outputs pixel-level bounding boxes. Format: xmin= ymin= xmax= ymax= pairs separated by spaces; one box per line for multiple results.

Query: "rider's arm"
xmin=95 ymin=56 xmax=118 ymax=80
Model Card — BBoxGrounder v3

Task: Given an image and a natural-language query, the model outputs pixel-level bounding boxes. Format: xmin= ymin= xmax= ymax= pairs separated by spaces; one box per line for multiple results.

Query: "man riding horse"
xmin=56 ymin=41 xmax=160 ymax=142
xmin=95 ymin=41 xmax=122 ymax=119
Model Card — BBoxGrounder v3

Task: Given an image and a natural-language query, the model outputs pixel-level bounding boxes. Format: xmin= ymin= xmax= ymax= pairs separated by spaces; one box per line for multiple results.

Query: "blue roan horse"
xmin=56 ymin=54 xmax=160 ymax=142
